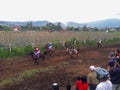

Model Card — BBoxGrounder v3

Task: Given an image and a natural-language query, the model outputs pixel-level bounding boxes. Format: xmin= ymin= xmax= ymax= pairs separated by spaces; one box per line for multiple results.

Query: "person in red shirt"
xmin=75 ymin=75 xmax=88 ymax=90
xmin=75 ymin=76 xmax=82 ymax=90
xmin=81 ymin=75 xmax=88 ymax=90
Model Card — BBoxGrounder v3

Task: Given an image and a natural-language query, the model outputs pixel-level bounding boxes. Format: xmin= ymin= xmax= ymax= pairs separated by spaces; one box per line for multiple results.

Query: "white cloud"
xmin=0 ymin=0 xmax=120 ymax=23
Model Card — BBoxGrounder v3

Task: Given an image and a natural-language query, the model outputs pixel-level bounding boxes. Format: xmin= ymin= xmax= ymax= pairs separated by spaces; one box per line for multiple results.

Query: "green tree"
xmin=82 ymin=25 xmax=88 ymax=31
xmin=26 ymin=22 xmax=33 ymax=29
xmin=56 ymin=22 xmax=63 ymax=31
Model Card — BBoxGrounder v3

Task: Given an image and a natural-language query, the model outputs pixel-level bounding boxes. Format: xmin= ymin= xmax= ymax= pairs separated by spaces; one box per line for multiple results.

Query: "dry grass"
xmin=0 ymin=31 xmax=120 ymax=48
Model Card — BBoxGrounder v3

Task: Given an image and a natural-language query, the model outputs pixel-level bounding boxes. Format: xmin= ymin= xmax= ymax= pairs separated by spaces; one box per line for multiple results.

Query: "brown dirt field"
xmin=0 ymin=43 xmax=120 ymax=90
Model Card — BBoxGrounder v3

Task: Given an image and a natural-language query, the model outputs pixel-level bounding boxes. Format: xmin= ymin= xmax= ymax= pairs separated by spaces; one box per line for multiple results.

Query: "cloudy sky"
xmin=0 ymin=0 xmax=120 ymax=23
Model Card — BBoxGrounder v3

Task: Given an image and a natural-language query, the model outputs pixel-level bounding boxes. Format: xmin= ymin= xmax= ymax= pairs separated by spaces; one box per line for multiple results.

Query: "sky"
xmin=0 ymin=0 xmax=120 ymax=23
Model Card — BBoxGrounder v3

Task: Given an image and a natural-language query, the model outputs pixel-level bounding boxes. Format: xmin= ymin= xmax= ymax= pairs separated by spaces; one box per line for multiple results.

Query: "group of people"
xmin=107 ymin=48 xmax=120 ymax=90
xmin=74 ymin=48 xmax=120 ymax=90
xmin=33 ymin=42 xmax=53 ymax=59
xmin=29 ymin=42 xmax=53 ymax=64
xmin=32 ymin=41 xmax=120 ymax=90
xmin=47 ymin=48 xmax=120 ymax=90
xmin=74 ymin=66 xmax=112 ymax=90
xmin=33 ymin=39 xmax=103 ymax=59
xmin=48 ymin=66 xmax=112 ymax=90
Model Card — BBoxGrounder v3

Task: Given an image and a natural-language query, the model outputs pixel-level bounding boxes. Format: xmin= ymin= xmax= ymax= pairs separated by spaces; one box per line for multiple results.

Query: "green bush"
xmin=0 ymin=45 xmax=33 ymax=58
xmin=0 ymin=48 xmax=10 ymax=58
xmin=103 ymin=38 xmax=120 ymax=45
xmin=85 ymin=39 xmax=96 ymax=46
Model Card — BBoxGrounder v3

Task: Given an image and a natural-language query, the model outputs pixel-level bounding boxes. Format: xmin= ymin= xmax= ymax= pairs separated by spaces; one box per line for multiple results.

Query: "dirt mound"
xmin=0 ymin=44 xmax=120 ymax=90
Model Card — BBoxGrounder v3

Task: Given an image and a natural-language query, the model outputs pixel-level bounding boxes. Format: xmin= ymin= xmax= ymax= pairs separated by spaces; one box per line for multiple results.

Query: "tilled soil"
xmin=0 ymin=43 xmax=120 ymax=90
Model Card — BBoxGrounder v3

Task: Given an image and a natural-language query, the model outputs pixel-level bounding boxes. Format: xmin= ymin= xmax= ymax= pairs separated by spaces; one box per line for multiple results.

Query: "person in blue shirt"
xmin=107 ymin=52 xmax=116 ymax=71
xmin=48 ymin=42 xmax=53 ymax=50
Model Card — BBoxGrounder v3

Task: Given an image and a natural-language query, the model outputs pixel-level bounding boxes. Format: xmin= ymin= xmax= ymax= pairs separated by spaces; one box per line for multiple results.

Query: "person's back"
xmin=87 ymin=65 xmax=99 ymax=90
xmin=96 ymin=67 xmax=112 ymax=90
xmin=52 ymin=83 xmax=59 ymax=90
xmin=80 ymin=75 xmax=88 ymax=90
xmin=66 ymin=83 xmax=71 ymax=90
xmin=75 ymin=76 xmax=82 ymax=90
xmin=66 ymin=80 xmax=71 ymax=90
xmin=96 ymin=80 xmax=112 ymax=90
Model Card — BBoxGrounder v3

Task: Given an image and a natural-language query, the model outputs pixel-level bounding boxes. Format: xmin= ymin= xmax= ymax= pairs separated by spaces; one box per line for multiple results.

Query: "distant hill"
xmin=66 ymin=19 xmax=120 ymax=28
xmin=86 ymin=19 xmax=120 ymax=28
xmin=0 ymin=21 xmax=49 ymax=26
xmin=0 ymin=19 xmax=120 ymax=28
xmin=65 ymin=22 xmax=84 ymax=27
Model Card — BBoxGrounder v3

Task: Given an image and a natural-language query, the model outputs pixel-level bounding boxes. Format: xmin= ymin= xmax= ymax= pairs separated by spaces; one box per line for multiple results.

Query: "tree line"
xmin=0 ymin=22 xmax=120 ymax=32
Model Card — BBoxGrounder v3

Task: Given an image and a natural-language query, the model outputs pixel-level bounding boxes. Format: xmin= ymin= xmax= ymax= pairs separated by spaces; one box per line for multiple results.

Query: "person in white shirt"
xmin=95 ymin=67 xmax=112 ymax=90
xmin=97 ymin=39 xmax=103 ymax=48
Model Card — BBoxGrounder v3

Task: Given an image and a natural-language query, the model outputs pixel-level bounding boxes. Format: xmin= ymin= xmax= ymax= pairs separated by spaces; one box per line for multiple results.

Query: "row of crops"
xmin=0 ymin=31 xmax=120 ymax=58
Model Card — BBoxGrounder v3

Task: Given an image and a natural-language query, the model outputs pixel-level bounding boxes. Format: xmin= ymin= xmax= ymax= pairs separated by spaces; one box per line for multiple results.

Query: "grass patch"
xmin=0 ymin=67 xmax=49 ymax=88
xmin=0 ymin=61 xmax=70 ymax=88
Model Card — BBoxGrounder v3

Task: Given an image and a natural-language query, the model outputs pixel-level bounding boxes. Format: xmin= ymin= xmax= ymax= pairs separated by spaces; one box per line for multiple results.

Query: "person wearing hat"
xmin=34 ymin=47 xmax=40 ymax=58
xmin=87 ymin=65 xmax=99 ymax=90
xmin=96 ymin=67 xmax=112 ymax=90
xmin=33 ymin=46 xmax=40 ymax=64
xmin=52 ymin=83 xmax=59 ymax=90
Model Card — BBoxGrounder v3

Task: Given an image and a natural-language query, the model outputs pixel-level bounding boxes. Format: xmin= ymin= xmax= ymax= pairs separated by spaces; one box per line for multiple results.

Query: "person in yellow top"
xmin=87 ymin=65 xmax=99 ymax=90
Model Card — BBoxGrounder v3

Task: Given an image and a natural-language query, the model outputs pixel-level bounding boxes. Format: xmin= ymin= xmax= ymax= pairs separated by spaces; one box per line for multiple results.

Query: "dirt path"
xmin=0 ymin=44 xmax=120 ymax=90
